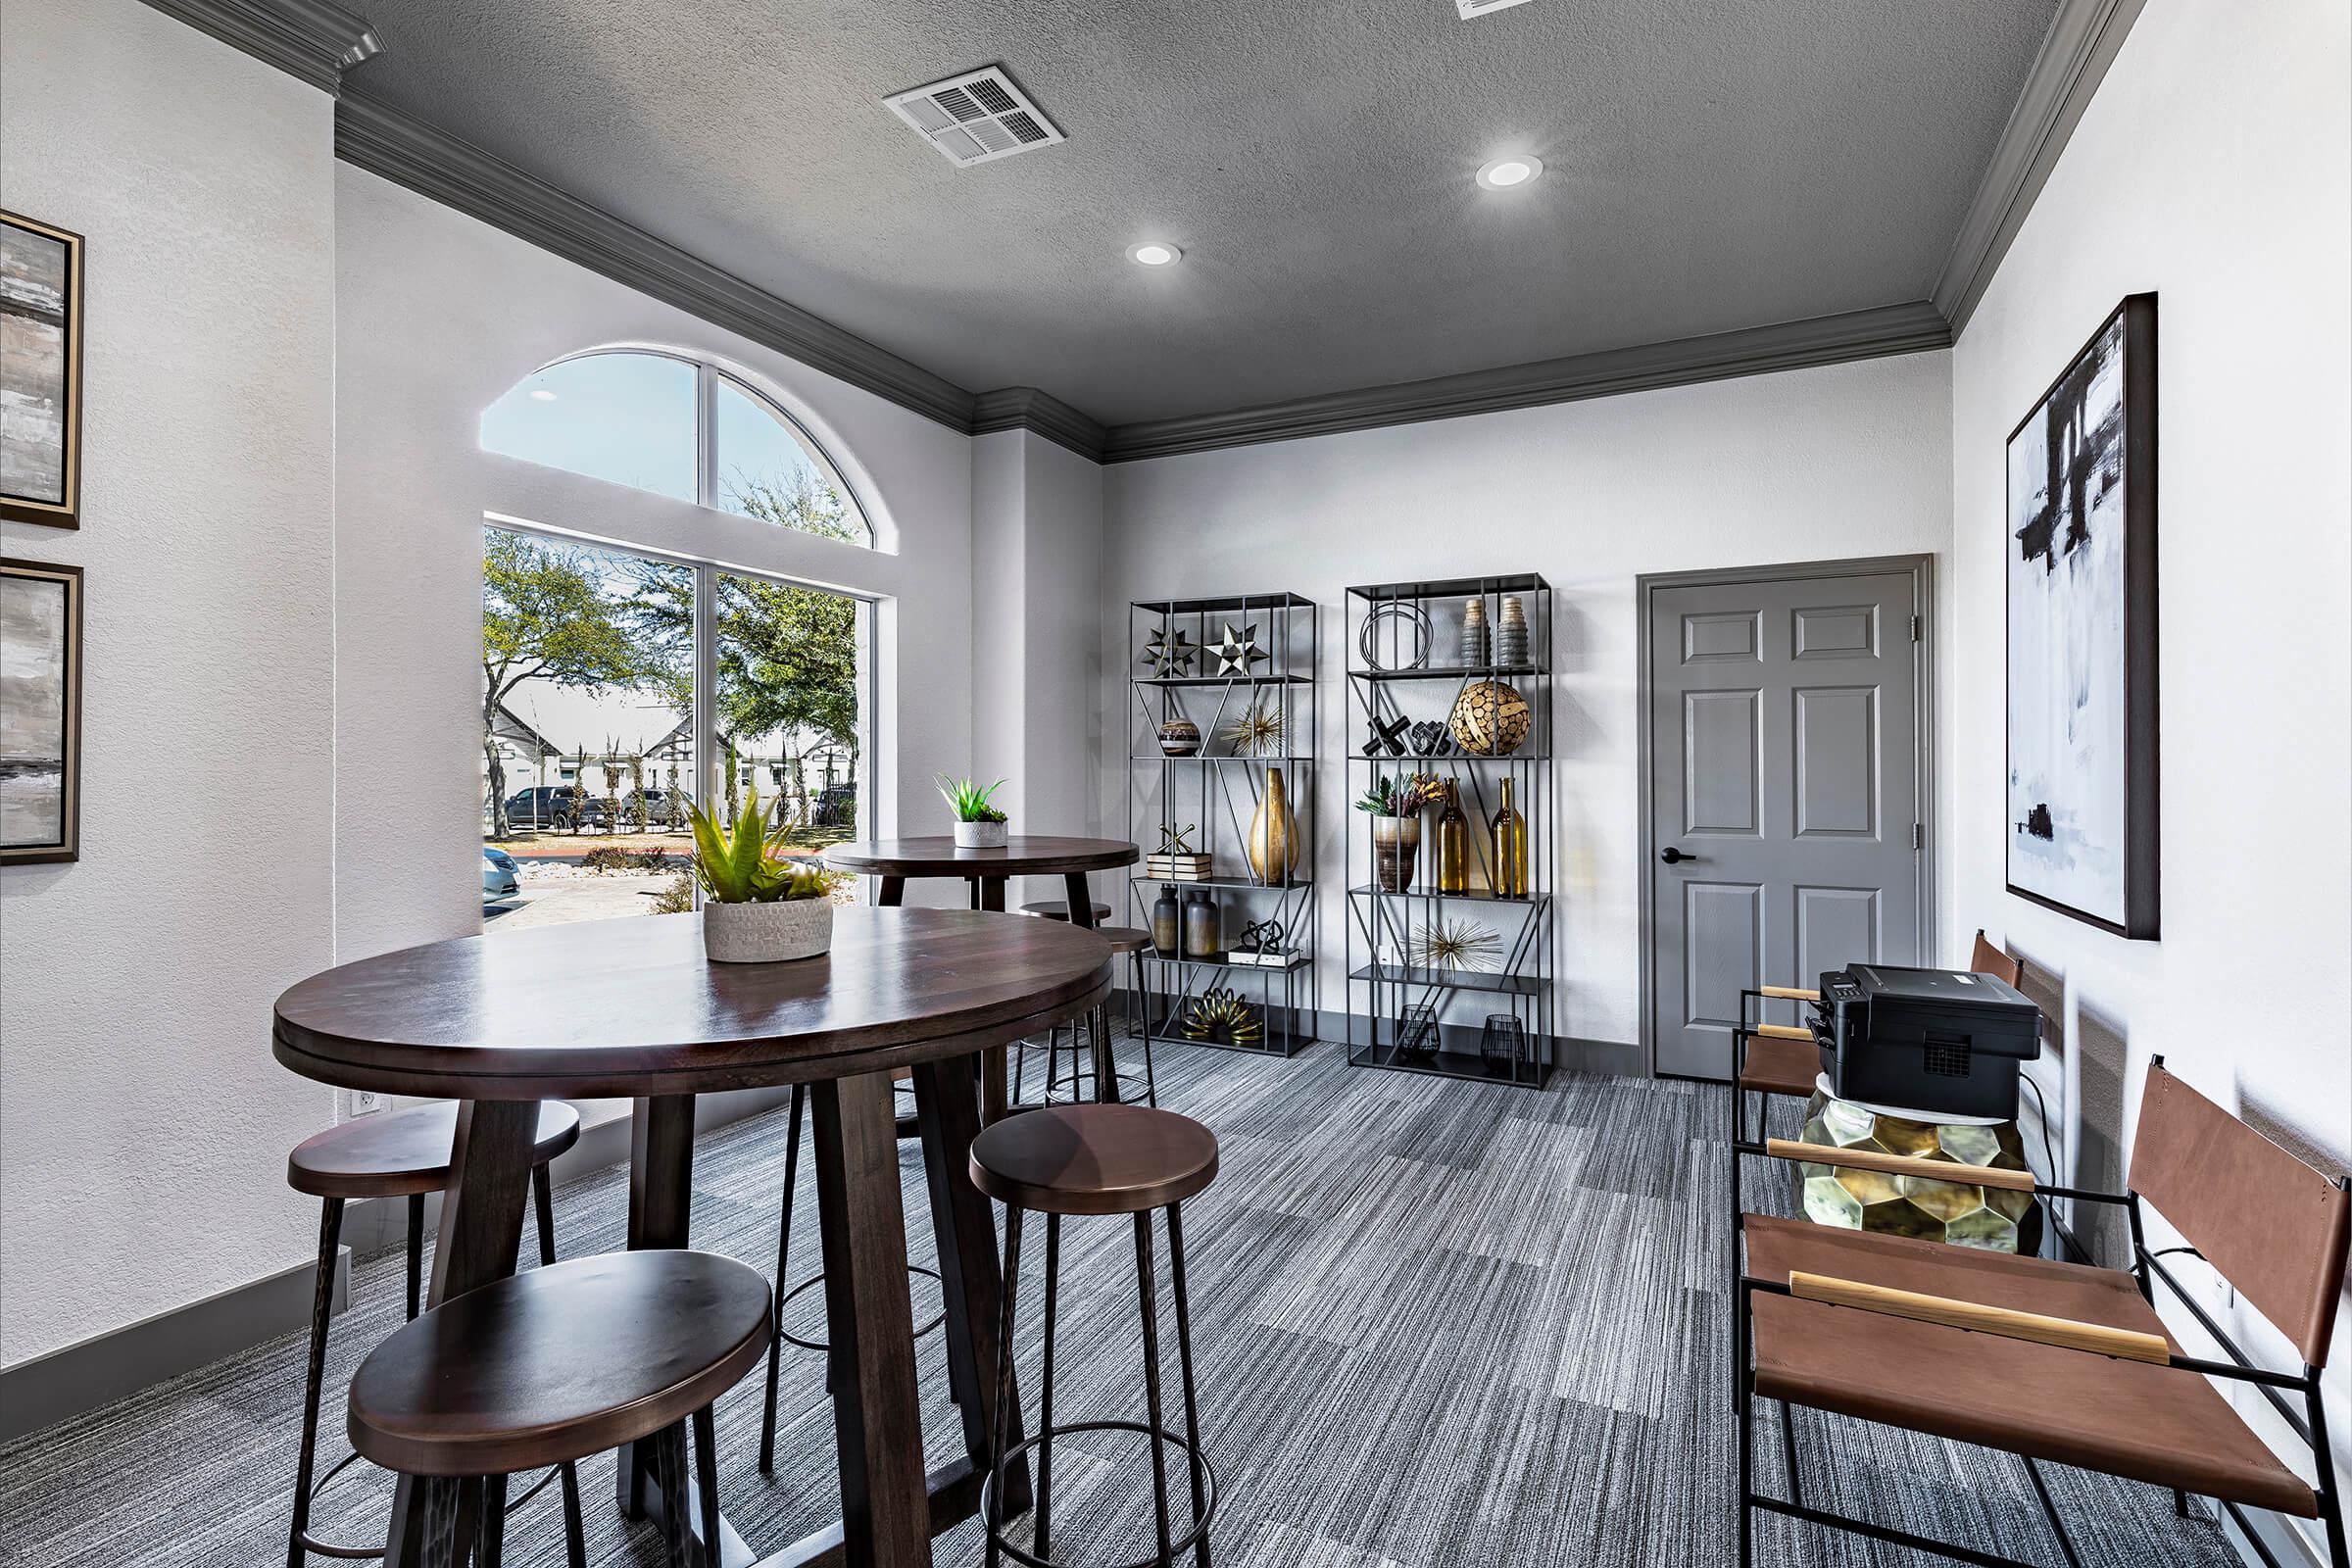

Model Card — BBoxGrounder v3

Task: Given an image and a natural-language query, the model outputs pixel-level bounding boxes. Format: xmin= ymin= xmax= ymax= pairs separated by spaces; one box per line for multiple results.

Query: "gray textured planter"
xmin=702 ymin=898 xmax=833 ymax=962
xmin=954 ymin=819 xmax=1009 ymax=850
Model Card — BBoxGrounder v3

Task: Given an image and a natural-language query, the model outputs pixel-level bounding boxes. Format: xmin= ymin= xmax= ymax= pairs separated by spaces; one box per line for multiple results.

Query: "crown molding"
xmin=139 ymin=0 xmax=381 ymax=92
xmin=970 ymin=388 xmax=1109 ymax=462
xmin=1934 ymin=0 xmax=2149 ymax=337
xmin=335 ymin=90 xmax=982 ymax=432
xmin=1096 ymin=301 xmax=1951 ymax=464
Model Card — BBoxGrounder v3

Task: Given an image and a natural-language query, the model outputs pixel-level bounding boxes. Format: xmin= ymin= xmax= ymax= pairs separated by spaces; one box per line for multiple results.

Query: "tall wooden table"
xmin=272 ymin=907 xmax=1110 ymax=1568
xmin=824 ymin=837 xmax=1139 ymax=1117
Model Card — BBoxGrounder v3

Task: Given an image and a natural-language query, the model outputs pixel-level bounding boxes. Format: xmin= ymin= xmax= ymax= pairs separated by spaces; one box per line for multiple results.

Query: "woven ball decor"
xmin=1446 ymin=680 xmax=1532 ymax=756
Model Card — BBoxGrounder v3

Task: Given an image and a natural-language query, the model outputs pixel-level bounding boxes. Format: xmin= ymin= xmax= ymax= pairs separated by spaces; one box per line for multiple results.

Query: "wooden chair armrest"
xmin=1748 ymin=1023 xmax=1813 ymax=1042
xmin=1759 ymin=985 xmax=1819 ymax=1002
xmin=1764 ymin=1137 xmax=2036 ymax=1194
xmin=1787 ymin=1271 xmax=2171 ymax=1364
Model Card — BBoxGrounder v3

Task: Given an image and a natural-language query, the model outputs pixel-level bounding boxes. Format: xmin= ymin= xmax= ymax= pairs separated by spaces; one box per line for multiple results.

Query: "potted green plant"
xmin=688 ymin=786 xmax=834 ymax=962
xmin=1356 ymin=772 xmax=1440 ymax=893
xmin=938 ymin=774 xmax=1009 ymax=849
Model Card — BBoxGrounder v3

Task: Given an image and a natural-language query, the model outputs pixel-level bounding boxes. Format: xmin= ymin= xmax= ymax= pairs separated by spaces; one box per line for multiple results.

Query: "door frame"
xmin=1634 ymin=553 xmax=1938 ymax=1079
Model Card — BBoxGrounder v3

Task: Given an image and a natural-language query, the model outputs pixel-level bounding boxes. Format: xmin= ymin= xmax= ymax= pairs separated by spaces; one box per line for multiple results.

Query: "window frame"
xmin=485 ymin=349 xmax=877 ymax=548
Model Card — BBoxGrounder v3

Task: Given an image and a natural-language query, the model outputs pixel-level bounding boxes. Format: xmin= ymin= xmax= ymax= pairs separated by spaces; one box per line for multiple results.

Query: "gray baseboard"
xmin=0 ymin=1247 xmax=350 ymax=1444
xmin=0 ymin=1085 xmax=796 ymax=1445
xmin=1111 ymin=991 xmax=1642 ymax=1081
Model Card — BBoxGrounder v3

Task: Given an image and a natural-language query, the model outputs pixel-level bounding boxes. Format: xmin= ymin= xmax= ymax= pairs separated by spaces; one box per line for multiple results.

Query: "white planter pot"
xmin=954 ymin=819 xmax=1008 ymax=850
xmin=702 ymin=898 xmax=834 ymax=963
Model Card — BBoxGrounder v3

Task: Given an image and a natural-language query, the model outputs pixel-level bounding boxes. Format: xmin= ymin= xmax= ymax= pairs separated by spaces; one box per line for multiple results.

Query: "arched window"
xmin=480 ymin=351 xmax=874 ymax=545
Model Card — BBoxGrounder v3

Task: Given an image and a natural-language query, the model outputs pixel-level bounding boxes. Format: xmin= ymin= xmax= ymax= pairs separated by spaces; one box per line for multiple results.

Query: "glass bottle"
xmin=1490 ymin=776 xmax=1528 ymax=897
xmin=1435 ymin=778 xmax=1470 ymax=894
xmin=1152 ymin=885 xmax=1182 ymax=956
xmin=1184 ymin=889 xmax=1220 ymax=957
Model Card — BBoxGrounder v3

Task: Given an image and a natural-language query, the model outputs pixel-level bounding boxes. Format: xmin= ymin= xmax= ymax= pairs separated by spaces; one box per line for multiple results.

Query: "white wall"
xmin=335 ymin=165 xmax=983 ymax=958
xmin=1947 ymin=0 xmax=2351 ymax=1543
xmin=969 ymin=429 xmax=1105 ymax=903
xmin=0 ymin=0 xmax=338 ymax=1366
xmin=1102 ymin=353 xmax=1954 ymax=1052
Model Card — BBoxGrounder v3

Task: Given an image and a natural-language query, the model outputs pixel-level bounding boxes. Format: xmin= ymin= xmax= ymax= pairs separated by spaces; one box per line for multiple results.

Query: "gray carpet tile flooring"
xmin=0 ymin=1039 xmax=2242 ymax=1567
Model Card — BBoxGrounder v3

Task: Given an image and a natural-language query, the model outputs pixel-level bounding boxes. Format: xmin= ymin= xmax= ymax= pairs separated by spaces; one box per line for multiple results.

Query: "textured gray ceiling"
xmin=342 ymin=0 xmax=2053 ymax=427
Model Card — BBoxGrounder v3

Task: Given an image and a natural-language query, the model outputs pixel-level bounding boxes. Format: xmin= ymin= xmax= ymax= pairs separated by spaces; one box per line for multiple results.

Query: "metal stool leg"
xmin=759 ymin=1083 xmax=807 ymax=1473
xmin=652 ymin=1422 xmax=691 ymax=1566
xmin=405 ymin=1192 xmax=424 ymax=1321
xmin=1132 ymin=951 xmax=1158 ymax=1107
xmin=984 ymin=1205 xmax=1025 ymax=1568
xmin=1133 ymin=1210 xmax=1175 ymax=1565
xmin=1166 ymin=1202 xmax=1210 ymax=1566
xmin=693 ymin=1404 xmax=723 ymax=1568
xmin=286 ymin=1197 xmax=344 ymax=1568
xmin=529 ymin=1163 xmax=589 ymax=1568
xmin=1036 ymin=1213 xmax=1060 ymax=1561
xmin=477 ymin=1473 xmax=507 ymax=1568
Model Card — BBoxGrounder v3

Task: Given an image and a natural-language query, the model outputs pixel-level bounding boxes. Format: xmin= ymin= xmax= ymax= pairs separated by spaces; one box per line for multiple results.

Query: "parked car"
xmin=811 ymin=781 xmax=857 ymax=827
xmin=481 ymin=846 xmax=519 ymax=901
xmin=502 ymin=785 xmax=609 ymax=830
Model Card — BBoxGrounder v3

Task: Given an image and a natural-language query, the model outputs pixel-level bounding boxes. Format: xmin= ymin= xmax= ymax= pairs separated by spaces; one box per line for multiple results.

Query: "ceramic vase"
xmin=1184 ymin=889 xmax=1220 ymax=957
xmin=1246 ymin=766 xmax=1298 ymax=883
xmin=1372 ymin=814 xmax=1421 ymax=893
xmin=1459 ymin=596 xmax=1491 ymax=667
xmin=954 ymin=819 xmax=1008 ymax=849
xmin=703 ymin=898 xmax=833 ymax=963
xmin=1152 ymin=886 xmax=1183 ymax=955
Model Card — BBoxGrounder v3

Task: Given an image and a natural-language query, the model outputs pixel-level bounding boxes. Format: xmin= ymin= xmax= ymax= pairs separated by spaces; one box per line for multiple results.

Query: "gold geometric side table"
xmin=1795 ymin=1087 xmax=2043 ymax=1254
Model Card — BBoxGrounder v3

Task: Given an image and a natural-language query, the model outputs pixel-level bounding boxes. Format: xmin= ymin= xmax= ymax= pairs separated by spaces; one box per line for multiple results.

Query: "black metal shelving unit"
xmin=1345 ymin=574 xmax=1554 ymax=1086
xmin=1127 ymin=593 xmax=1319 ymax=1057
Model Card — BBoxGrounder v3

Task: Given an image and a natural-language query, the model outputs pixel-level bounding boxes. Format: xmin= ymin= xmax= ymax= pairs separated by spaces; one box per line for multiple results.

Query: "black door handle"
xmin=1660 ymin=846 xmax=1698 ymax=864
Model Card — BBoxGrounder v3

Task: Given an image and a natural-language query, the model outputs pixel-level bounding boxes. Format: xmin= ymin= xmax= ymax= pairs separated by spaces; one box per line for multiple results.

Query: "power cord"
xmin=2018 ymin=1070 xmax=2063 ymax=1187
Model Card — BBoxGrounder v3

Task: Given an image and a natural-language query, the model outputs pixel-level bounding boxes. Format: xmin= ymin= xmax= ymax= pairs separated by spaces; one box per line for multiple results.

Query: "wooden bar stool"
xmin=349 ymin=1250 xmax=770 ymax=1568
xmin=1017 ymin=900 xmax=1112 ymax=923
xmin=285 ymin=1101 xmax=585 ymax=1568
xmin=755 ymin=1075 xmax=949 ymax=1472
xmin=1015 ymin=927 xmax=1157 ymax=1109
xmin=971 ymin=1104 xmax=1218 ymax=1568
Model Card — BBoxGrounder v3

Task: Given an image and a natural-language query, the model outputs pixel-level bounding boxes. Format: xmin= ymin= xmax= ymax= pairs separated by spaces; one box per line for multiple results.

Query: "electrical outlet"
xmin=340 ymin=1088 xmax=386 ymax=1119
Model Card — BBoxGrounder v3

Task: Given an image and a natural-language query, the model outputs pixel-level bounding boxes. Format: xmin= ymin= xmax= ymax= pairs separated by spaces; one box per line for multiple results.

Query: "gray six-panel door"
xmin=1647 ymin=568 xmax=1922 ymax=1080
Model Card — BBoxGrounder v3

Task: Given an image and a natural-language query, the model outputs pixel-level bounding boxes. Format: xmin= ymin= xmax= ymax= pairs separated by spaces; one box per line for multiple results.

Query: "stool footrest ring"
xmin=298 ymin=1447 xmax=572 ymax=1561
xmin=981 ymin=1419 xmax=1216 ymax=1568
xmin=777 ymin=1264 xmax=948 ymax=1353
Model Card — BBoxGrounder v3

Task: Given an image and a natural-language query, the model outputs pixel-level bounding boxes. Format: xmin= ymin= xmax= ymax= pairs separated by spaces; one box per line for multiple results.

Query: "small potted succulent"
xmin=938 ymin=774 xmax=1009 ymax=849
xmin=1356 ymin=772 xmax=1441 ymax=893
xmin=688 ymin=786 xmax=834 ymax=962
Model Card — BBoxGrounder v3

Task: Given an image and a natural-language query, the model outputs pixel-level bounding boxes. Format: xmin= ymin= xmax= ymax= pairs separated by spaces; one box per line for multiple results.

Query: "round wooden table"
xmin=274 ymin=906 xmax=1110 ymax=1568
xmin=823 ymin=836 xmax=1139 ymax=929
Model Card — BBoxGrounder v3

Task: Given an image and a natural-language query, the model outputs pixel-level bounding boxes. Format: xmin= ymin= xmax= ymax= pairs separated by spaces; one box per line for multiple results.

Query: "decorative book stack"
xmin=1146 ymin=851 xmax=1213 ymax=881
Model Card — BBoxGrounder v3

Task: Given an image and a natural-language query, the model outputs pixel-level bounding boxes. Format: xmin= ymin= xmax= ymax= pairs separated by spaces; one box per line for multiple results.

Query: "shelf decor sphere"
xmin=1447 ymin=680 xmax=1532 ymax=756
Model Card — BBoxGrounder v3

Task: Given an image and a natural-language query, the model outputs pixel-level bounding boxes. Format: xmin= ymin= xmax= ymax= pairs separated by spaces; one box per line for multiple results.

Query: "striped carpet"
xmin=0 ymin=1040 xmax=2239 ymax=1567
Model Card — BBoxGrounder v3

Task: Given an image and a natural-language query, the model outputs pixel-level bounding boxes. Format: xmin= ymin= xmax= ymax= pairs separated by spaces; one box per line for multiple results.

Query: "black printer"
xmin=1811 ymin=964 xmax=2041 ymax=1120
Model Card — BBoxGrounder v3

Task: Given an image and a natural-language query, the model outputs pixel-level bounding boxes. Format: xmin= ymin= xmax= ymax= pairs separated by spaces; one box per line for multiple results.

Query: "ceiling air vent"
xmin=885 ymin=66 xmax=1065 ymax=168
xmin=1456 ymin=0 xmax=1537 ymax=15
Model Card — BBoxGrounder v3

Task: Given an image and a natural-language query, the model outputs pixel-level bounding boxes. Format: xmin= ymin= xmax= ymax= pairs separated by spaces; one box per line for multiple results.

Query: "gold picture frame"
xmin=1 ymin=210 xmax=85 ymax=529
xmin=1 ymin=558 xmax=84 ymax=863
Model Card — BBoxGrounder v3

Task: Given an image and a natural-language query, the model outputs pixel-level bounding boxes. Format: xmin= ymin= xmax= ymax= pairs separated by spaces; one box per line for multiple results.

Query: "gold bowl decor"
xmin=1795 ymin=1092 xmax=2042 ymax=1254
xmin=1447 ymin=680 xmax=1532 ymax=756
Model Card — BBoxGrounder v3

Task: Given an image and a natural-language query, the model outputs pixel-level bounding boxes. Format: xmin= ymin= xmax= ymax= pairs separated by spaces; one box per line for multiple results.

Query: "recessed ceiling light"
xmin=529 ymin=388 xmax=559 ymax=402
xmin=1476 ymin=155 xmax=1543 ymax=191
xmin=1127 ymin=241 xmax=1182 ymax=267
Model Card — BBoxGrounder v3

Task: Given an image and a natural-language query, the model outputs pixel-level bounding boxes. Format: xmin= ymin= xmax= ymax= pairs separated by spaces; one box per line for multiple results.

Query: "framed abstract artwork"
xmin=1 ymin=558 xmax=84 ymax=864
xmin=2005 ymin=293 xmax=2159 ymax=939
xmin=0 ymin=210 xmax=85 ymax=528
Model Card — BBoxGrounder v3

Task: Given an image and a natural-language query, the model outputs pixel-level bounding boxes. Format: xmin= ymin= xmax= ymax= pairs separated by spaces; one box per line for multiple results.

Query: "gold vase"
xmin=1490 ymin=776 xmax=1529 ymax=897
xmin=1247 ymin=766 xmax=1298 ymax=883
xmin=1435 ymin=779 xmax=1470 ymax=893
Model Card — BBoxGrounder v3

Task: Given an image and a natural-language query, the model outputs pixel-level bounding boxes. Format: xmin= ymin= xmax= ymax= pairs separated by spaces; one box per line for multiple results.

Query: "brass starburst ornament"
xmin=1182 ymin=984 xmax=1264 ymax=1046
xmin=1412 ymin=918 xmax=1501 ymax=973
xmin=1220 ymin=698 xmax=1286 ymax=758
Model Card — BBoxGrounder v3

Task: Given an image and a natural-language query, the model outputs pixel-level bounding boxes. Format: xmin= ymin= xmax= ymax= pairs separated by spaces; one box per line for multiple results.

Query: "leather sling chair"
xmin=1730 ymin=1056 xmax=2350 ymax=1568
xmin=1730 ymin=930 xmax=2024 ymax=1147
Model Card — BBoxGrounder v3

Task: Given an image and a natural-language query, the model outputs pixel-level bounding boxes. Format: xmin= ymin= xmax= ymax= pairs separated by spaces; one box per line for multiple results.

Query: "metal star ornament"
xmin=1139 ymin=625 xmax=1196 ymax=678
xmin=1209 ymin=621 xmax=1269 ymax=677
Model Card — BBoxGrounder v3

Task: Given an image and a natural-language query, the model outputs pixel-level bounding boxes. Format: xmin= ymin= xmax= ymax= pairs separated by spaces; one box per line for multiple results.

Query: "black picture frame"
xmin=2003 ymin=293 xmax=2159 ymax=940
xmin=1 ymin=558 xmax=84 ymax=864
xmin=0 ymin=210 xmax=85 ymax=529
